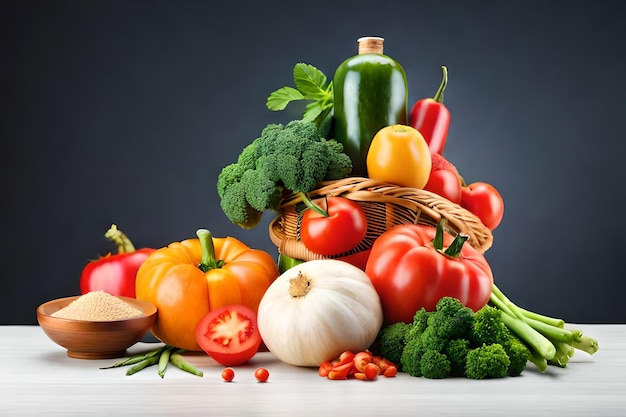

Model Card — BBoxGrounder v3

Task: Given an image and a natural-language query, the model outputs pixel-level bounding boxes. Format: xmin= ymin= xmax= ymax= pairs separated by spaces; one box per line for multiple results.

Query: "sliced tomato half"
xmin=194 ymin=304 xmax=262 ymax=366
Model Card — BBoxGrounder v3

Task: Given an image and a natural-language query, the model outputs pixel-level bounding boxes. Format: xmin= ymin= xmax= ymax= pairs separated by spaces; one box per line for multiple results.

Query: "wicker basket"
xmin=268 ymin=177 xmax=493 ymax=261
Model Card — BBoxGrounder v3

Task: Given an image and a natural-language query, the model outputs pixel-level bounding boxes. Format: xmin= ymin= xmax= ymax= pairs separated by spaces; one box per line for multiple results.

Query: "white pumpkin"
xmin=257 ymin=259 xmax=383 ymax=367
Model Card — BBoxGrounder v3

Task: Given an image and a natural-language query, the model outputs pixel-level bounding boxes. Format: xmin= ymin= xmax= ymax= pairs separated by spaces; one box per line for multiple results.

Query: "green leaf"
xmin=266 ymin=86 xmax=305 ymax=111
xmin=302 ymin=102 xmax=323 ymax=123
xmin=293 ymin=63 xmax=330 ymax=100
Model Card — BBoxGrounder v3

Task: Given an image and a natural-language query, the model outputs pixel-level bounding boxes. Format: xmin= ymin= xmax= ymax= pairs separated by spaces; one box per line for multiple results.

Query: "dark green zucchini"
xmin=332 ymin=37 xmax=408 ymax=177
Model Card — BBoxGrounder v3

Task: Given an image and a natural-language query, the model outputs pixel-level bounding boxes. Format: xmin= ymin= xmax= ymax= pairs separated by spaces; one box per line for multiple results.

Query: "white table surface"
xmin=1 ymin=324 xmax=624 ymax=417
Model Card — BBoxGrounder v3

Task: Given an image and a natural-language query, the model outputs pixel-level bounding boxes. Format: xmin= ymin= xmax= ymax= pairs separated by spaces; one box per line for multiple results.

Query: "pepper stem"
xmin=433 ymin=219 xmax=445 ymax=251
xmin=105 ymin=224 xmax=136 ymax=254
xmin=433 ymin=219 xmax=468 ymax=258
xmin=299 ymin=192 xmax=329 ymax=217
xmin=196 ymin=229 xmax=224 ymax=272
xmin=433 ymin=66 xmax=448 ymax=103
xmin=444 ymin=234 xmax=469 ymax=257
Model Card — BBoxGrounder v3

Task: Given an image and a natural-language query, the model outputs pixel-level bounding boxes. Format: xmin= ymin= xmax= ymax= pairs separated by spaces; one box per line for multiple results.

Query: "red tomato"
xmin=365 ymin=223 xmax=493 ymax=324
xmin=460 ymin=182 xmax=505 ymax=230
xmin=254 ymin=367 xmax=270 ymax=382
xmin=195 ymin=304 xmax=262 ymax=366
xmin=424 ymin=169 xmax=462 ymax=204
xmin=221 ymin=367 xmax=235 ymax=382
xmin=300 ymin=196 xmax=367 ymax=256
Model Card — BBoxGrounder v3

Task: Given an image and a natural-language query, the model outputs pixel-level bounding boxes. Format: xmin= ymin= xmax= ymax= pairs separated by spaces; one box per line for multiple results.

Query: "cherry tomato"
xmin=300 ymin=196 xmax=367 ymax=256
xmin=254 ymin=367 xmax=270 ymax=382
xmin=460 ymin=182 xmax=505 ymax=230
xmin=424 ymin=169 xmax=462 ymax=204
xmin=383 ymin=366 xmax=398 ymax=377
xmin=221 ymin=367 xmax=235 ymax=382
xmin=195 ymin=304 xmax=262 ymax=366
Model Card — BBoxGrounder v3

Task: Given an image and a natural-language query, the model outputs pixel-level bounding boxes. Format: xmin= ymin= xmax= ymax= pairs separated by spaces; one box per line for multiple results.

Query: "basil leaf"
xmin=266 ymin=86 xmax=305 ymax=111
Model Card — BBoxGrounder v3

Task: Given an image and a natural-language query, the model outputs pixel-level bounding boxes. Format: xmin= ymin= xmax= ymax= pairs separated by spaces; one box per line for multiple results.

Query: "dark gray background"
xmin=2 ymin=0 xmax=625 ymax=325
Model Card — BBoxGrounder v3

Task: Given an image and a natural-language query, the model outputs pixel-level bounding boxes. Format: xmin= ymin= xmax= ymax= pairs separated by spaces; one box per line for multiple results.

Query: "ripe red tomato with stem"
xmin=460 ymin=182 xmax=505 ymax=230
xmin=300 ymin=194 xmax=367 ymax=256
xmin=195 ymin=304 xmax=262 ymax=366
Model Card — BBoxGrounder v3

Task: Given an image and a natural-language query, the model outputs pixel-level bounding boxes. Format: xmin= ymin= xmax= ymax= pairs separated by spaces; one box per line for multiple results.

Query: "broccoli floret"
xmin=235 ymin=142 xmax=257 ymax=171
xmin=240 ymin=169 xmax=283 ymax=212
xmin=445 ymin=339 xmax=470 ymax=377
xmin=400 ymin=338 xmax=425 ymax=377
xmin=472 ymin=304 xmax=510 ymax=346
xmin=466 ymin=343 xmax=511 ymax=380
xmin=503 ymin=336 xmax=530 ymax=376
xmin=472 ymin=304 xmax=530 ymax=376
xmin=428 ymin=297 xmax=474 ymax=341
xmin=217 ymin=180 xmax=262 ymax=229
xmin=376 ymin=322 xmax=411 ymax=366
xmin=412 ymin=308 xmax=431 ymax=335
xmin=420 ymin=350 xmax=451 ymax=379
xmin=324 ymin=139 xmax=353 ymax=179
xmin=216 ymin=119 xmax=352 ymax=228
xmin=419 ymin=325 xmax=448 ymax=352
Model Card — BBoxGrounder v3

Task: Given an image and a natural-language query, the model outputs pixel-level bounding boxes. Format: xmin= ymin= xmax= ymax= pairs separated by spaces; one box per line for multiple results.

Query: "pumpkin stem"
xmin=288 ymin=271 xmax=312 ymax=298
xmin=196 ymin=229 xmax=224 ymax=272
xmin=105 ymin=224 xmax=136 ymax=253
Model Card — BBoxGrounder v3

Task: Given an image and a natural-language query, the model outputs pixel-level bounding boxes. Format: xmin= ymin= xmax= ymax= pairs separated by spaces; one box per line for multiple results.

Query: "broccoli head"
xmin=216 ymin=119 xmax=352 ymax=228
xmin=376 ymin=322 xmax=411 ymax=366
xmin=466 ymin=343 xmax=511 ymax=380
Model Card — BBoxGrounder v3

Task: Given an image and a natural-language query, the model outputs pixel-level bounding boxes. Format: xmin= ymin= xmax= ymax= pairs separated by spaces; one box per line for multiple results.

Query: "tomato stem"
xmin=299 ymin=192 xmax=329 ymax=217
xmin=196 ymin=229 xmax=224 ymax=272
xmin=105 ymin=224 xmax=136 ymax=253
xmin=432 ymin=66 xmax=448 ymax=103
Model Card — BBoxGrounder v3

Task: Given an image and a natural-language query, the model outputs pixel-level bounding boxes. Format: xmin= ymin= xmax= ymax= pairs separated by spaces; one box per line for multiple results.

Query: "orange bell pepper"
xmin=135 ymin=229 xmax=279 ymax=351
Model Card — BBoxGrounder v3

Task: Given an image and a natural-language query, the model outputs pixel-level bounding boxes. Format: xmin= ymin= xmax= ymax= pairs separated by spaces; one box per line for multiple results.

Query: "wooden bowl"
xmin=36 ymin=295 xmax=157 ymax=359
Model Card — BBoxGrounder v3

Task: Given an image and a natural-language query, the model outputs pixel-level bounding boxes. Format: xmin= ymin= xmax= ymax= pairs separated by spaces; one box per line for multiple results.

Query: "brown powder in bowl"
xmin=51 ymin=291 xmax=143 ymax=321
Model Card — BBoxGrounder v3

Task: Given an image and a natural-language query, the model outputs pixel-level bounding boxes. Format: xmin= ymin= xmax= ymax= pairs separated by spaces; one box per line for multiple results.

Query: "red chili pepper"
xmin=409 ymin=66 xmax=451 ymax=155
xmin=79 ymin=224 xmax=155 ymax=298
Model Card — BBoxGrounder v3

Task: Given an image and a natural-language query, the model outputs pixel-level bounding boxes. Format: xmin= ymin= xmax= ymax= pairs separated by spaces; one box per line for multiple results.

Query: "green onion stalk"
xmin=489 ymin=284 xmax=599 ymax=371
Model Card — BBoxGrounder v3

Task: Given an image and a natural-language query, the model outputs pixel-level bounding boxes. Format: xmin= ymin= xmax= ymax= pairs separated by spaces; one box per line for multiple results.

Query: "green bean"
xmin=157 ymin=347 xmax=174 ymax=378
xmin=126 ymin=354 xmax=160 ymax=376
xmin=100 ymin=355 xmax=149 ymax=369
xmin=100 ymin=345 xmax=168 ymax=369
xmin=170 ymin=350 xmax=204 ymax=377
